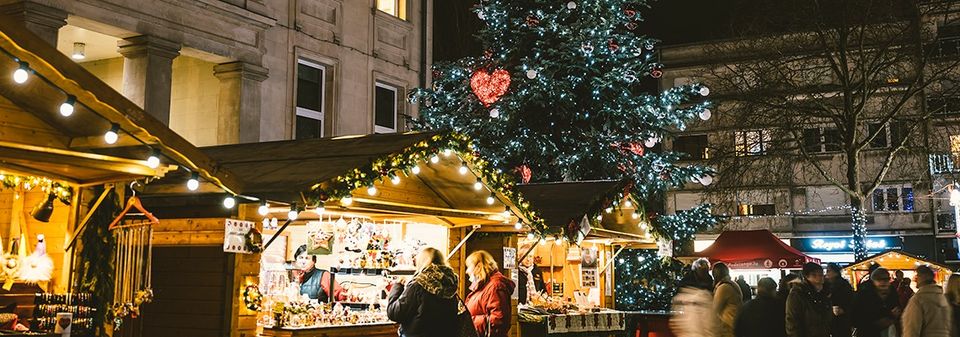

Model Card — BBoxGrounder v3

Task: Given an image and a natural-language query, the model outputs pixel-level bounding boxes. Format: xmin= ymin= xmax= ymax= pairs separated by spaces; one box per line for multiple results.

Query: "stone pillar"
xmin=118 ymin=35 xmax=180 ymax=125
xmin=0 ymin=1 xmax=68 ymax=46
xmin=214 ymin=61 xmax=268 ymax=144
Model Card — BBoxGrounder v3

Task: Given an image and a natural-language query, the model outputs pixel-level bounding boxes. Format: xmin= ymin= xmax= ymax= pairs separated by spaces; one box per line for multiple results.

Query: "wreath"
xmin=243 ymin=285 xmax=262 ymax=311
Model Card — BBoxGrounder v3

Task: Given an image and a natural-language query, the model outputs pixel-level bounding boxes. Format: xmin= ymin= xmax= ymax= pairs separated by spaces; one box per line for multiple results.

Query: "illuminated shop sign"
xmin=792 ymin=236 xmax=903 ymax=253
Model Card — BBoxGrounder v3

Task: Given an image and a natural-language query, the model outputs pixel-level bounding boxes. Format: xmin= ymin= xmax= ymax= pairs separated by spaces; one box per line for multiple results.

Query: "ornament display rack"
xmin=329 ymin=267 xmax=415 ymax=276
xmin=30 ymin=293 xmax=94 ymax=334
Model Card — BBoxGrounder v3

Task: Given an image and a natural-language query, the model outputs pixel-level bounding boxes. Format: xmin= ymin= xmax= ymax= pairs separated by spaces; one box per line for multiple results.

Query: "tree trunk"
xmin=850 ymin=196 xmax=868 ymax=261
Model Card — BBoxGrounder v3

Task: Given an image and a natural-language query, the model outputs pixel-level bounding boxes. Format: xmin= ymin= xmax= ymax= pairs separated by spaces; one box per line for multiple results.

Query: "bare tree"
xmin=695 ymin=0 xmax=960 ymax=260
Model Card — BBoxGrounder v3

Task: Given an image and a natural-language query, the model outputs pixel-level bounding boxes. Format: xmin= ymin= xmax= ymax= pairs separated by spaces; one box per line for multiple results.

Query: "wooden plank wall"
xmin=139 ymin=246 xmax=229 ymax=337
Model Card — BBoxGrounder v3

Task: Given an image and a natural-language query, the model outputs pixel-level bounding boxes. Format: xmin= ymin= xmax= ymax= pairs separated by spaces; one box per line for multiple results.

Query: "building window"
xmin=734 ymin=130 xmax=771 ymax=156
xmin=674 ymin=135 xmax=709 ymax=160
xmin=296 ymin=59 xmax=325 ymax=139
xmin=376 ymin=0 xmax=406 ymax=19
xmin=802 ymin=127 xmax=842 ymax=153
xmin=737 ymin=204 xmax=776 ymax=216
xmin=867 ymin=122 xmax=907 ymax=149
xmin=872 ymin=185 xmax=914 ymax=212
xmin=375 ymin=82 xmax=398 ymax=133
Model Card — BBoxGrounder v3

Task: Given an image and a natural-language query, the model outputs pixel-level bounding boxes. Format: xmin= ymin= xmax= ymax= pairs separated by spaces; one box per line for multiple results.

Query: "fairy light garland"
xmin=0 ymin=173 xmax=72 ymax=204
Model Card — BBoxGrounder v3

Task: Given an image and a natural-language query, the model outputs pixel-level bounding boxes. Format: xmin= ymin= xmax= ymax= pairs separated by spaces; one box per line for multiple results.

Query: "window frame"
xmin=802 ymin=126 xmax=842 ymax=154
xmin=374 ymin=82 xmax=399 ymax=134
xmin=734 ymin=129 xmax=772 ymax=156
xmin=295 ymin=59 xmax=327 ymax=139
xmin=871 ymin=184 xmax=915 ymax=213
xmin=375 ymin=0 xmax=406 ymax=20
xmin=674 ymin=134 xmax=710 ymax=160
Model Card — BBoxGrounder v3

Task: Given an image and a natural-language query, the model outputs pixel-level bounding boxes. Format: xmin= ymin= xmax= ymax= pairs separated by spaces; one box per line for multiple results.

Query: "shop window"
xmin=802 ymin=127 xmax=842 ymax=153
xmin=674 ymin=135 xmax=709 ymax=160
xmin=737 ymin=204 xmax=776 ymax=216
xmin=376 ymin=0 xmax=406 ymax=19
xmin=872 ymin=185 xmax=914 ymax=212
xmin=867 ymin=122 xmax=907 ymax=149
xmin=375 ymin=82 xmax=398 ymax=133
xmin=735 ymin=129 xmax=771 ymax=156
xmin=296 ymin=59 xmax=326 ymax=139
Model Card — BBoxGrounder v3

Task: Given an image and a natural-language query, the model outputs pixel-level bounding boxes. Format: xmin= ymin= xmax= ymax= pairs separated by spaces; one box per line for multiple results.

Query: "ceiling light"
xmin=104 ymin=123 xmax=120 ymax=144
xmin=71 ymin=42 xmax=86 ymax=60
xmin=59 ymin=95 xmax=76 ymax=117
xmin=146 ymin=149 xmax=161 ymax=169
xmin=186 ymin=172 xmax=200 ymax=191
xmin=12 ymin=62 xmax=28 ymax=84
xmin=223 ymin=196 xmax=236 ymax=209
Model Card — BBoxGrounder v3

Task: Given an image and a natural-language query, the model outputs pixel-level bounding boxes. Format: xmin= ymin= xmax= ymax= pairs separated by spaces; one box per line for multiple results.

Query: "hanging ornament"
xmin=608 ymin=39 xmax=620 ymax=52
xmin=699 ymin=86 xmax=711 ymax=96
xmin=489 ymin=108 xmax=501 ymax=118
xmin=624 ymin=71 xmax=637 ymax=83
xmin=477 ymin=10 xmax=486 ymax=20
xmin=526 ymin=69 xmax=538 ymax=79
xmin=581 ymin=42 xmax=595 ymax=54
xmin=699 ymin=108 xmax=712 ymax=121
xmin=626 ymin=22 xmax=638 ymax=31
xmin=470 ymin=69 xmax=511 ymax=106
xmin=525 ymin=15 xmax=540 ymax=27
xmin=644 ymin=136 xmax=660 ymax=148
xmin=697 ymin=175 xmax=714 ymax=186
xmin=644 ymin=43 xmax=655 ymax=50
xmin=624 ymin=9 xmax=636 ymax=18
xmin=515 ymin=165 xmax=532 ymax=184
xmin=432 ymin=69 xmax=441 ymax=79
xmin=567 ymin=1 xmax=577 ymax=9
xmin=650 ymin=68 xmax=663 ymax=78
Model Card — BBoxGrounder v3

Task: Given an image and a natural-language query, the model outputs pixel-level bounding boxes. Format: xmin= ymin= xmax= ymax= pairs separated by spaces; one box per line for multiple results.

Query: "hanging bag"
xmin=457 ymin=294 xmax=479 ymax=337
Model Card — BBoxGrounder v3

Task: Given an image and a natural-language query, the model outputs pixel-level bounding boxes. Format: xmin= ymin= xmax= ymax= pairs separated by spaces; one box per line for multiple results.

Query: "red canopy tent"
xmin=696 ymin=230 xmax=821 ymax=269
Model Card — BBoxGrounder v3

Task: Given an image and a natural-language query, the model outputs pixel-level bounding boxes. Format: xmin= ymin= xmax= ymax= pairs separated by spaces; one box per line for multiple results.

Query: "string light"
xmin=223 ymin=196 xmax=236 ymax=209
xmin=341 ymin=196 xmax=353 ymax=206
xmin=526 ymin=232 xmax=535 ymax=240
xmin=258 ymin=201 xmax=269 ymax=216
xmin=514 ymin=222 xmax=522 ymax=230
xmin=430 ymin=154 xmax=440 ymax=163
xmin=59 ymin=95 xmax=76 ymax=117
xmin=391 ymin=175 xmax=401 ymax=185
xmin=474 ymin=178 xmax=483 ymax=191
xmin=367 ymin=185 xmax=377 ymax=196
xmin=459 ymin=162 xmax=469 ymax=175
xmin=186 ymin=172 xmax=199 ymax=191
xmin=486 ymin=193 xmax=495 ymax=205
xmin=146 ymin=149 xmax=161 ymax=169
xmin=12 ymin=62 xmax=28 ymax=84
xmin=502 ymin=206 xmax=511 ymax=218
xmin=444 ymin=149 xmax=452 ymax=156
xmin=288 ymin=204 xmax=299 ymax=221
xmin=104 ymin=124 xmax=120 ymax=144
xmin=624 ymin=200 xmax=633 ymax=208
xmin=411 ymin=165 xmax=421 ymax=175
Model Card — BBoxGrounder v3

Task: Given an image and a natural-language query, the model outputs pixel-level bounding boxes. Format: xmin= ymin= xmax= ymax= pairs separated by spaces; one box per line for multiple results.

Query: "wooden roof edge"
xmin=844 ymin=249 xmax=953 ymax=270
xmin=0 ymin=18 xmax=243 ymax=194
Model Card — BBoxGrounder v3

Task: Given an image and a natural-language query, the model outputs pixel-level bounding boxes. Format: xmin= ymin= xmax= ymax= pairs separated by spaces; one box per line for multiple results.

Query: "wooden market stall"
xmin=140 ymin=132 xmax=536 ymax=337
xmin=0 ymin=18 xmax=239 ymax=336
xmin=844 ymin=250 xmax=952 ymax=290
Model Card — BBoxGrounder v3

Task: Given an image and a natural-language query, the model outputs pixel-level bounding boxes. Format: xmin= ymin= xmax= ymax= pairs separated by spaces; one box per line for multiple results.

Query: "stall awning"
xmin=0 ymin=18 xmax=238 ymax=190
xmin=514 ymin=181 xmax=621 ymax=228
xmin=844 ymin=250 xmax=951 ymax=272
xmin=696 ymin=230 xmax=820 ymax=269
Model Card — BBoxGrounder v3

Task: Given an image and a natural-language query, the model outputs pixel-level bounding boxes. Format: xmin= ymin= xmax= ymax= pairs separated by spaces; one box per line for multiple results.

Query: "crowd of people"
xmin=671 ymin=258 xmax=960 ymax=337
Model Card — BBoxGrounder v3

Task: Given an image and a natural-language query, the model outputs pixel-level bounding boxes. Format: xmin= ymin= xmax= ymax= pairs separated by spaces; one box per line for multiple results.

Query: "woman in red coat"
xmin=465 ymin=250 xmax=516 ymax=337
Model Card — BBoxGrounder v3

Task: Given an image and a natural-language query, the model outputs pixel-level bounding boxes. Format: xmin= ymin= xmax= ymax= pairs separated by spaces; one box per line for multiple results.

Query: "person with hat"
xmin=785 ymin=262 xmax=832 ymax=337
xmin=852 ymin=267 xmax=901 ymax=337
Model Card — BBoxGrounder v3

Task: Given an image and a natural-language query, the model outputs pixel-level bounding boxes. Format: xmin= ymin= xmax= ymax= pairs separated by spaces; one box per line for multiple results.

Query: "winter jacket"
xmin=785 ymin=280 xmax=832 ymax=337
xmin=713 ymin=280 xmax=743 ymax=337
xmin=466 ymin=270 xmax=516 ymax=337
xmin=852 ymin=284 xmax=901 ymax=337
xmin=387 ymin=264 xmax=460 ymax=337
xmin=518 ymin=264 xmax=544 ymax=304
xmin=901 ymin=284 xmax=952 ymax=337
xmin=734 ymin=295 xmax=785 ymax=337
xmin=680 ymin=270 xmax=714 ymax=291
xmin=299 ymin=268 xmax=344 ymax=302
xmin=736 ymin=278 xmax=752 ymax=302
xmin=826 ymin=277 xmax=854 ymax=337
xmin=950 ymin=303 xmax=960 ymax=337
xmin=671 ymin=287 xmax=715 ymax=337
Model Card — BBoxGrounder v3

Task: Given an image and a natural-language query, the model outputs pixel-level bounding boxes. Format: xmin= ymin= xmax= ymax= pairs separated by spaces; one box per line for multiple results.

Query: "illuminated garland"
xmin=243 ymin=285 xmax=262 ymax=311
xmin=0 ymin=173 xmax=72 ymax=204
xmin=303 ymin=133 xmax=547 ymax=232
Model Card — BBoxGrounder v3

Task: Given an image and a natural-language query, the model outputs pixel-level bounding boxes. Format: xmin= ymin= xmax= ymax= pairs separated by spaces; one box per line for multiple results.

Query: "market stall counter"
xmin=261 ymin=322 xmax=399 ymax=337
xmin=519 ymin=305 xmax=629 ymax=337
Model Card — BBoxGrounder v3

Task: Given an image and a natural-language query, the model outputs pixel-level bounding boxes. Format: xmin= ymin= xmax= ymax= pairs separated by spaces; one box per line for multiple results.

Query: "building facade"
xmin=1 ymin=0 xmax=432 ymax=146
xmin=659 ymin=2 xmax=960 ymax=265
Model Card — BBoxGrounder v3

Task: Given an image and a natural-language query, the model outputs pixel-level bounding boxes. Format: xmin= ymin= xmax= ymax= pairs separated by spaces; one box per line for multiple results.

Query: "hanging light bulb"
xmin=459 ymin=162 xmax=469 ymax=175
xmin=443 ymin=149 xmax=452 ymax=157
xmin=486 ymin=193 xmax=495 ymax=205
xmin=502 ymin=206 xmax=511 ymax=218
xmin=527 ymin=232 xmax=535 ymax=240
xmin=474 ymin=178 xmax=483 ymax=191
xmin=314 ymin=202 xmax=325 ymax=216
xmin=59 ymin=95 xmax=76 ymax=117
xmin=605 ymin=207 xmax=613 ymax=213
xmin=430 ymin=154 xmax=440 ymax=163
xmin=699 ymin=108 xmax=712 ymax=121
xmin=186 ymin=172 xmax=200 ymax=191
xmin=288 ymin=204 xmax=299 ymax=221
xmin=391 ymin=174 xmax=401 ymax=185
xmin=341 ymin=196 xmax=353 ymax=206
xmin=411 ymin=165 xmax=421 ymax=175
xmin=632 ymin=212 xmax=639 ymax=219
xmin=13 ymin=62 xmax=28 ymax=84
xmin=104 ymin=123 xmax=120 ymax=144
xmin=146 ymin=149 xmax=161 ymax=169
xmin=71 ymin=42 xmax=86 ymax=60
xmin=367 ymin=185 xmax=377 ymax=196
xmin=258 ymin=201 xmax=269 ymax=216
xmin=625 ymin=200 xmax=633 ymax=208
xmin=223 ymin=196 xmax=236 ymax=209
xmin=514 ymin=222 xmax=523 ymax=230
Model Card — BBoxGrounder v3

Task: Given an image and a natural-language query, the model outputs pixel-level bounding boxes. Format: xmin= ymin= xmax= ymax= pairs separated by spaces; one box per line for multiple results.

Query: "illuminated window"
xmin=735 ymin=130 xmax=771 ymax=156
xmin=376 ymin=0 xmax=406 ymax=19
xmin=872 ymin=185 xmax=914 ymax=212
xmin=737 ymin=204 xmax=776 ymax=216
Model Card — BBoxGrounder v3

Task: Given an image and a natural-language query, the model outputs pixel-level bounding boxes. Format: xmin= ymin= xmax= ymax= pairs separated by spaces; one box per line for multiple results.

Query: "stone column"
xmin=117 ymin=35 xmax=180 ymax=125
xmin=214 ymin=61 xmax=268 ymax=144
xmin=0 ymin=1 xmax=68 ymax=46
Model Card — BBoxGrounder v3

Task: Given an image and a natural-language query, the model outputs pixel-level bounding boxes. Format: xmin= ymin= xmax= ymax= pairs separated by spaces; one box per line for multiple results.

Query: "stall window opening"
xmin=296 ymin=59 xmax=326 ymax=139
xmin=872 ymin=185 xmax=914 ymax=212
xmin=375 ymin=82 xmax=398 ymax=133
xmin=735 ymin=129 xmax=771 ymax=156
xmin=376 ymin=0 xmax=406 ymax=19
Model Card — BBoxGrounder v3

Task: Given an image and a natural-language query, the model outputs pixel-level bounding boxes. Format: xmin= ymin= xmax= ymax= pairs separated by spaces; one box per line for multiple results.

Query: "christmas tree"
xmin=411 ymin=0 xmax=718 ymax=309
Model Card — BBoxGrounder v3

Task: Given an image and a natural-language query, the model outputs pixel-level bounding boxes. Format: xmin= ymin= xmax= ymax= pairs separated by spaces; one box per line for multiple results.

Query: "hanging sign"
xmin=657 ymin=239 xmax=673 ymax=257
xmin=224 ymin=219 xmax=259 ymax=254
xmin=503 ymin=247 xmax=517 ymax=269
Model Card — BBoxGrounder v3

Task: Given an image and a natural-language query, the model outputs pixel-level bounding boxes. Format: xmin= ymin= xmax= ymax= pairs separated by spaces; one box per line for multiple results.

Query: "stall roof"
xmin=0 ymin=18 xmax=238 ymax=190
xmin=514 ymin=181 xmax=621 ymax=228
xmin=696 ymin=230 xmax=821 ymax=269
xmin=844 ymin=250 xmax=951 ymax=272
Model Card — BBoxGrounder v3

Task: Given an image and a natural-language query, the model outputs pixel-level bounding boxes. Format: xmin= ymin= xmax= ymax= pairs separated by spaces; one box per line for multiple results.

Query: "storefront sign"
xmin=792 ymin=236 xmax=902 ymax=253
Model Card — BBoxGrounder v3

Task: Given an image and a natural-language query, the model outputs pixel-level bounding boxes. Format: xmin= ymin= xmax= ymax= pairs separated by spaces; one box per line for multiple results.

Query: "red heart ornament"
xmin=470 ymin=69 xmax=511 ymax=106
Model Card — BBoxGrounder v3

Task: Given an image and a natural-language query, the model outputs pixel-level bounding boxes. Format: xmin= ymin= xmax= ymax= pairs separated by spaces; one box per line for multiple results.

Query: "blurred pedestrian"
xmin=734 ymin=277 xmax=785 ymax=337
xmin=826 ymin=263 xmax=854 ymax=337
xmin=465 ymin=250 xmax=515 ymax=337
xmin=712 ymin=262 xmax=742 ymax=337
xmin=680 ymin=258 xmax=714 ymax=291
xmin=779 ymin=273 xmax=801 ymax=302
xmin=901 ymin=265 xmax=950 ymax=337
xmin=671 ymin=258 xmax=715 ymax=337
xmin=853 ymin=267 xmax=901 ymax=337
xmin=737 ymin=275 xmax=753 ymax=301
xmin=943 ymin=273 xmax=960 ymax=337
xmin=785 ymin=262 xmax=832 ymax=337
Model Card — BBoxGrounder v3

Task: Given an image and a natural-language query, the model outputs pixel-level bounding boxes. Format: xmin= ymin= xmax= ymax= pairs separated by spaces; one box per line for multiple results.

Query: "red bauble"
xmin=627 ymin=143 xmax=644 ymax=156
xmin=650 ymin=69 xmax=663 ymax=78
xmin=432 ymin=69 xmax=441 ymax=79
xmin=626 ymin=22 xmax=638 ymax=31
xmin=624 ymin=9 xmax=636 ymax=18
xmin=608 ymin=39 xmax=619 ymax=52
xmin=470 ymin=69 xmax=511 ymax=106
xmin=515 ymin=165 xmax=532 ymax=184
xmin=526 ymin=15 xmax=540 ymax=26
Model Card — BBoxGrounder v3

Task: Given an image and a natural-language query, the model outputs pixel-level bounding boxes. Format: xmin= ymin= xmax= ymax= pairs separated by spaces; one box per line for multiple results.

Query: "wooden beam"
xmin=68 ymin=133 xmax=148 ymax=150
xmin=0 ymin=163 xmax=78 ymax=184
xmin=0 ymin=140 xmax=157 ymax=176
xmin=350 ymin=197 xmax=501 ymax=220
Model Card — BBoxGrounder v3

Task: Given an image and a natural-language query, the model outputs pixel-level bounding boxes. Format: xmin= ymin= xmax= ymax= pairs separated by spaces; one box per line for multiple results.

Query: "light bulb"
xmin=411 ymin=165 xmax=421 ymax=175
xmin=527 ymin=233 xmax=535 ymax=240
xmin=258 ymin=202 xmax=269 ymax=216
xmin=486 ymin=194 xmax=495 ymax=205
xmin=625 ymin=200 xmax=633 ymax=208
xmin=367 ymin=185 xmax=377 ymax=196
xmin=567 ymin=1 xmax=577 ymax=9
xmin=526 ymin=69 xmax=538 ymax=79
xmin=391 ymin=175 xmax=401 ymax=184
xmin=430 ymin=155 xmax=440 ymax=163
xmin=341 ymin=196 xmax=353 ymax=206
xmin=223 ymin=196 xmax=236 ymax=209
xmin=596 ymin=214 xmax=602 ymax=221
xmin=146 ymin=149 xmax=161 ymax=169
xmin=699 ymin=108 xmax=712 ymax=121
xmin=12 ymin=63 xmax=28 ymax=84
xmin=288 ymin=209 xmax=299 ymax=221
xmin=698 ymin=175 xmax=714 ymax=186
xmin=632 ymin=212 xmax=639 ymax=219
xmin=605 ymin=207 xmax=613 ymax=213
xmin=474 ymin=179 xmax=483 ymax=191
xmin=59 ymin=95 xmax=76 ymax=117
xmin=187 ymin=172 xmax=200 ymax=191
xmin=514 ymin=222 xmax=523 ymax=230
xmin=502 ymin=207 xmax=511 ymax=218
xmin=104 ymin=124 xmax=120 ymax=144
xmin=443 ymin=149 xmax=452 ymax=157
xmin=489 ymin=108 xmax=500 ymax=118
xmin=699 ymin=86 xmax=711 ymax=96
xmin=459 ymin=163 xmax=468 ymax=175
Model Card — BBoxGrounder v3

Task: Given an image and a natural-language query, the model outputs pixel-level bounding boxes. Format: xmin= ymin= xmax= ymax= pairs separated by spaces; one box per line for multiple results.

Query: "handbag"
xmin=457 ymin=295 xmax=479 ymax=337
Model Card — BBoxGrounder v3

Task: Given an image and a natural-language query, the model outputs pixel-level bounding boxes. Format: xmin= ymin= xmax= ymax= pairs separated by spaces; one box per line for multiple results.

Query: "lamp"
xmin=71 ymin=42 xmax=86 ymax=60
xmin=31 ymin=193 xmax=55 ymax=222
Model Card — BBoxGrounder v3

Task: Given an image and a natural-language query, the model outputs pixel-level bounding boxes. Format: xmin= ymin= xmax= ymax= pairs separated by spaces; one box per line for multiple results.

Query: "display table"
xmin=261 ymin=322 xmax=399 ymax=337
xmin=520 ymin=310 xmax=628 ymax=337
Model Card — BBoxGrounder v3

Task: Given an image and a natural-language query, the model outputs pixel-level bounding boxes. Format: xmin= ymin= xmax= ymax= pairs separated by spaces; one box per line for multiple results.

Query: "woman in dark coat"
xmin=825 ymin=263 xmax=854 ymax=337
xmin=387 ymin=247 xmax=459 ymax=337
xmin=734 ymin=277 xmax=785 ymax=337
xmin=851 ymin=268 xmax=901 ymax=337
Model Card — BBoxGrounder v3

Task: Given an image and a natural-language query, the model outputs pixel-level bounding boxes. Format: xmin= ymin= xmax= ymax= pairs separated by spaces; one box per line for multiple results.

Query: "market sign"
xmin=792 ymin=236 xmax=902 ymax=253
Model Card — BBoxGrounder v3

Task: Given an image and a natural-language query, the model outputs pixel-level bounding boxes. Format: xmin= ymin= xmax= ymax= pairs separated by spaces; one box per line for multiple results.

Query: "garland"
xmin=0 ymin=173 xmax=73 ymax=204
xmin=73 ymin=186 xmax=118 ymax=335
xmin=243 ymin=285 xmax=262 ymax=311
